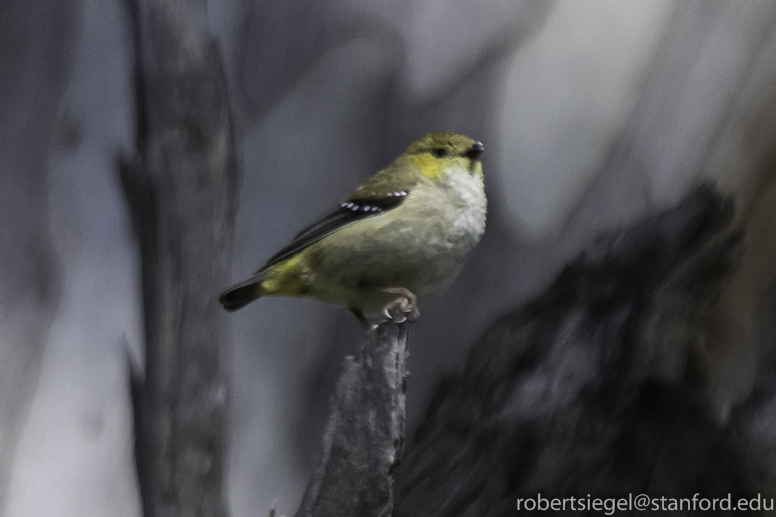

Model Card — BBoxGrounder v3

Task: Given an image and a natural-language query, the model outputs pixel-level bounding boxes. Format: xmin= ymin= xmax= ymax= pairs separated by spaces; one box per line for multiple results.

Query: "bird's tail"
xmin=219 ymin=273 xmax=267 ymax=312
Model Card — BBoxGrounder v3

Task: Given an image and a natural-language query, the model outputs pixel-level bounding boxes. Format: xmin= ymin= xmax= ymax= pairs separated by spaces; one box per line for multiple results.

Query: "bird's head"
xmin=406 ymin=131 xmax=484 ymax=181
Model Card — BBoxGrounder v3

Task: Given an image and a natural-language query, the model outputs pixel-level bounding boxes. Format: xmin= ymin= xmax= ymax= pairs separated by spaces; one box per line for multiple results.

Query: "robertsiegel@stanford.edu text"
xmin=516 ymin=493 xmax=774 ymax=513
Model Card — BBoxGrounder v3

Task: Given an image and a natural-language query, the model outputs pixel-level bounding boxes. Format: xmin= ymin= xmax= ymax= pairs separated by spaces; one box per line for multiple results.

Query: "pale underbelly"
xmin=304 ymin=214 xmax=481 ymax=310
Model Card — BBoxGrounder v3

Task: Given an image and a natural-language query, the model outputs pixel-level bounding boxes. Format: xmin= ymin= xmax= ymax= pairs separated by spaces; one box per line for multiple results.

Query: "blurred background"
xmin=2 ymin=0 xmax=776 ymax=515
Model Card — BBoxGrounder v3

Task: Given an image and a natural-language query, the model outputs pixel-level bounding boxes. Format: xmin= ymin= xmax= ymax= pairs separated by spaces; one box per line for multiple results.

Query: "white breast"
xmin=393 ymin=165 xmax=486 ymax=298
xmin=442 ymin=166 xmax=487 ymax=245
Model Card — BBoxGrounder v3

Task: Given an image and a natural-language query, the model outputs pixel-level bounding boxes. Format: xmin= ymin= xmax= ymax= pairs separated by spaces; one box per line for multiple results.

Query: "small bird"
xmin=219 ymin=131 xmax=486 ymax=328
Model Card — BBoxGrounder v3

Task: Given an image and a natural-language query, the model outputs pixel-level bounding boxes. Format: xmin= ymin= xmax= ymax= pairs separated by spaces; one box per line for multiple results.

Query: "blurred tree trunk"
xmin=0 ymin=0 xmax=79 ymax=514
xmin=120 ymin=0 xmax=238 ymax=515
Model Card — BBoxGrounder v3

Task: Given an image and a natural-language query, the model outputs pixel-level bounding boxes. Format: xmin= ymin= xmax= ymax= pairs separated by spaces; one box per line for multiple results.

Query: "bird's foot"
xmin=381 ymin=287 xmax=420 ymax=323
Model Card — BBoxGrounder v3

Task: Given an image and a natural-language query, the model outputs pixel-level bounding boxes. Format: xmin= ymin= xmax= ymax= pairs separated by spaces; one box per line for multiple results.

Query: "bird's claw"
xmin=382 ymin=290 xmax=420 ymax=323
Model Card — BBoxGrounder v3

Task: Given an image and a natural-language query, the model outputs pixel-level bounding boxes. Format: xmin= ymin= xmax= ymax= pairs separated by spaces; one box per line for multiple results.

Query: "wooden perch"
xmin=120 ymin=0 xmax=237 ymax=516
xmin=295 ymin=321 xmax=409 ymax=517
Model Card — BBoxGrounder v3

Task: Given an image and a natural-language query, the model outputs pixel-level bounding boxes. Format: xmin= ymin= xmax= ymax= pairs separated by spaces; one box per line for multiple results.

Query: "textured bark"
xmin=120 ymin=0 xmax=238 ymax=515
xmin=394 ymin=185 xmax=753 ymax=516
xmin=296 ymin=321 xmax=409 ymax=517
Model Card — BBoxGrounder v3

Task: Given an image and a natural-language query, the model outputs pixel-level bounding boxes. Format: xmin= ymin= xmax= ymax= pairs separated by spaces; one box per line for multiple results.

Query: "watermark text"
xmin=517 ymin=493 xmax=774 ymax=514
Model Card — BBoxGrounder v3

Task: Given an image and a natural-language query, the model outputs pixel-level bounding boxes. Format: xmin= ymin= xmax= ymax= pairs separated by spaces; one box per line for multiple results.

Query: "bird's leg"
xmin=380 ymin=287 xmax=420 ymax=323
xmin=349 ymin=307 xmax=372 ymax=331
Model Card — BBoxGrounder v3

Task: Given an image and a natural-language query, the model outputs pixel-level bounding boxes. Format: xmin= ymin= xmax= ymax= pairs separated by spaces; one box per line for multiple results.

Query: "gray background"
xmin=3 ymin=0 xmax=776 ymax=515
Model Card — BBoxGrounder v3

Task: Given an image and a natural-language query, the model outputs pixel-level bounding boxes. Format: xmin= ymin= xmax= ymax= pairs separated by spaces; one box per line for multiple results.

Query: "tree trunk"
xmin=120 ymin=0 xmax=238 ymax=515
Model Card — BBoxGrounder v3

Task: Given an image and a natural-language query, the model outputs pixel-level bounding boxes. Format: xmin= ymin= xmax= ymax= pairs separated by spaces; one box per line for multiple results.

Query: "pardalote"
xmin=219 ymin=131 xmax=486 ymax=328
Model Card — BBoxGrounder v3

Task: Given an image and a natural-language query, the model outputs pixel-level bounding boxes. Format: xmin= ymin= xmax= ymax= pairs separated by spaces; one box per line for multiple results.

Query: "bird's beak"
xmin=465 ymin=141 xmax=484 ymax=160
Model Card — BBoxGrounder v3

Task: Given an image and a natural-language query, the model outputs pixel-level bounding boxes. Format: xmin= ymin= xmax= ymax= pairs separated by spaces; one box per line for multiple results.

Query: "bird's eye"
xmin=431 ymin=148 xmax=447 ymax=158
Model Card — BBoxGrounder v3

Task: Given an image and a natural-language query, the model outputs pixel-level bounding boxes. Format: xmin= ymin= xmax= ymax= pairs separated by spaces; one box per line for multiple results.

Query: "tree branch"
xmin=296 ymin=321 xmax=409 ymax=517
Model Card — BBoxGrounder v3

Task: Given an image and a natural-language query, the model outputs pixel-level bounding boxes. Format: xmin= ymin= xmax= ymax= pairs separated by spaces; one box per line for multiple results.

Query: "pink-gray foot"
xmin=380 ymin=287 xmax=420 ymax=323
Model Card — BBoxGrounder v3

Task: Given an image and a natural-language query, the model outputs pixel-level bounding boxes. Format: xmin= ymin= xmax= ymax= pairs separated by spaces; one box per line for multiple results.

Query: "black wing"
xmin=256 ymin=193 xmax=409 ymax=273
